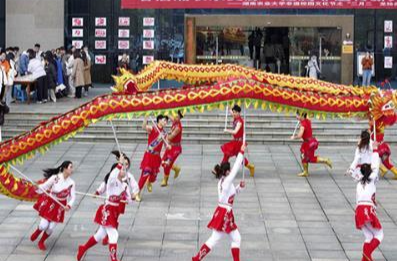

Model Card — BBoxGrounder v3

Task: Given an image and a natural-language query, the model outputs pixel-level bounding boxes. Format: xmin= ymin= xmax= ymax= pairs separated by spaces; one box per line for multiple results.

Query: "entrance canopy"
xmin=121 ymin=0 xmax=397 ymax=9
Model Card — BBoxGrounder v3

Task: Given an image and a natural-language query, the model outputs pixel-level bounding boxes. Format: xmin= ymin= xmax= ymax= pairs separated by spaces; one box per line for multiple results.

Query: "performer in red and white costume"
xmin=30 ymin=161 xmax=75 ymax=251
xmin=77 ymin=156 xmax=131 ymax=261
xmin=137 ymin=115 xmax=169 ymax=196
xmin=161 ymin=110 xmax=183 ymax=187
xmin=290 ymin=111 xmax=332 ymax=177
xmin=354 ymin=143 xmax=383 ymax=261
xmin=217 ymin=105 xmax=255 ymax=177
xmin=347 ymin=130 xmax=373 ymax=180
xmin=193 ymin=144 xmax=246 ymax=261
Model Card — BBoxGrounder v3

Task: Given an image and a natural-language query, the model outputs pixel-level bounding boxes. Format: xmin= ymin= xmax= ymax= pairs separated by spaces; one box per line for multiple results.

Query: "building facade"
xmin=2 ymin=0 xmax=396 ymax=85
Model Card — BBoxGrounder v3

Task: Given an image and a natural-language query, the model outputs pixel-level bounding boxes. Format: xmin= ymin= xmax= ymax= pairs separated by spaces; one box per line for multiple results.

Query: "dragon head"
xmin=369 ymin=90 xmax=397 ymax=127
xmin=111 ymin=68 xmax=139 ymax=94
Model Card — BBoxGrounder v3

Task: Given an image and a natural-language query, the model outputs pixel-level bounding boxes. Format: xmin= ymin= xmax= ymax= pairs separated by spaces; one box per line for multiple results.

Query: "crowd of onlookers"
xmin=0 ymin=44 xmax=93 ymax=105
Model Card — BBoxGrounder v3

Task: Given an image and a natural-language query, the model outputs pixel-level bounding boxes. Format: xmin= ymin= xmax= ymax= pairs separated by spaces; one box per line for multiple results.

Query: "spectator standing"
xmin=72 ymin=50 xmax=84 ymax=99
xmin=19 ymin=49 xmax=31 ymax=76
xmin=361 ymin=52 xmax=373 ymax=87
xmin=34 ymin=43 xmax=42 ymax=60
xmin=44 ymin=51 xmax=57 ymax=103
xmin=66 ymin=46 xmax=76 ymax=97
xmin=27 ymin=49 xmax=47 ymax=103
xmin=81 ymin=52 xmax=91 ymax=97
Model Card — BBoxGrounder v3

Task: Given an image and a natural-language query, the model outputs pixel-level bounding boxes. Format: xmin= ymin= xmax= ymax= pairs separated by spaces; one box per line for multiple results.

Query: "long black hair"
xmin=103 ymin=163 xmax=119 ymax=184
xmin=213 ymin=162 xmax=231 ymax=179
xmin=111 ymin=150 xmax=130 ymax=168
xmin=360 ymin=163 xmax=372 ymax=185
xmin=43 ymin=161 xmax=72 ymax=179
xmin=358 ymin=130 xmax=371 ymax=152
xmin=296 ymin=110 xmax=307 ymax=118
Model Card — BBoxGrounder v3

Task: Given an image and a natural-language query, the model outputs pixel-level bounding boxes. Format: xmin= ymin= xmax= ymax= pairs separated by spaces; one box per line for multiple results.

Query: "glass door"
xmin=289 ymin=27 xmax=342 ymax=83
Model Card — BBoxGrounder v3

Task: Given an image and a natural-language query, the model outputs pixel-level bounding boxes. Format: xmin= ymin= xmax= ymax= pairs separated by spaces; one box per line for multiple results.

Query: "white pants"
xmin=39 ymin=218 xmax=57 ymax=235
xmin=205 ymin=229 xmax=241 ymax=249
xmin=4 ymin=85 xmax=12 ymax=106
xmin=49 ymin=89 xmax=56 ymax=102
xmin=93 ymin=225 xmax=119 ymax=244
xmin=362 ymin=223 xmax=384 ymax=243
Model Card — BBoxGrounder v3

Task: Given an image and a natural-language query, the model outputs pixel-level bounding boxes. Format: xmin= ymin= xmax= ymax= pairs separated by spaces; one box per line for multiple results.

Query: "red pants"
xmin=139 ymin=152 xmax=161 ymax=189
xmin=221 ymin=140 xmax=249 ymax=166
xmin=300 ymin=138 xmax=319 ymax=164
xmin=162 ymin=146 xmax=182 ymax=177
xmin=378 ymin=142 xmax=394 ymax=170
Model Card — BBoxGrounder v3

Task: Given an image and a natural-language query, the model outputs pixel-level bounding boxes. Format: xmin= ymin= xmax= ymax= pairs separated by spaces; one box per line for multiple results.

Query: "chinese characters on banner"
xmin=121 ymin=0 xmax=397 ymax=9
xmin=72 ymin=29 xmax=83 ymax=37
xmin=143 ymin=29 xmax=154 ymax=38
xmin=384 ymin=20 xmax=393 ymax=33
xmin=95 ymin=55 xmax=107 ymax=65
xmin=71 ymin=18 xmax=84 ymax=49
xmin=119 ymin=17 xmax=130 ymax=26
xmin=384 ymin=36 xmax=393 ymax=49
xmin=95 ymin=40 xmax=106 ymax=50
xmin=143 ymin=55 xmax=154 ymax=64
xmin=143 ymin=17 xmax=155 ymax=64
xmin=119 ymin=40 xmax=130 ymax=50
xmin=72 ymin=18 xmax=83 ymax=27
xmin=95 ymin=17 xmax=107 ymax=27
xmin=95 ymin=29 xmax=107 ymax=38
xmin=119 ymin=29 xmax=130 ymax=38
xmin=72 ymin=40 xmax=83 ymax=49
xmin=385 ymin=57 xmax=393 ymax=69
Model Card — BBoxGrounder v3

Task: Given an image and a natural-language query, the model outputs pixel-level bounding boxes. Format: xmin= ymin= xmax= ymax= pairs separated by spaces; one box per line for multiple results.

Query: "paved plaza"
xmin=0 ymin=141 xmax=397 ymax=261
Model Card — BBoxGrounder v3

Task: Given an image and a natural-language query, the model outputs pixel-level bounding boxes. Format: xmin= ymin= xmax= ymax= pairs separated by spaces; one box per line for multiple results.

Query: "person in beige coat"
xmin=82 ymin=52 xmax=91 ymax=97
xmin=72 ymin=50 xmax=84 ymax=99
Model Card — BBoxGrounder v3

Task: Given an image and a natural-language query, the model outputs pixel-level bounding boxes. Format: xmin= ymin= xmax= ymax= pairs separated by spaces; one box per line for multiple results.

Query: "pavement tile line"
xmin=271 ymin=149 xmax=314 ymax=261
xmin=250 ymin=149 xmax=276 ymax=261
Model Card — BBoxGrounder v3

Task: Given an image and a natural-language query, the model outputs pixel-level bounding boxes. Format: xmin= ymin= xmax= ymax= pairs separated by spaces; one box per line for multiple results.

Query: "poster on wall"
xmin=95 ymin=55 xmax=107 ymax=65
xmin=385 ymin=20 xmax=393 ymax=33
xmin=118 ymin=29 xmax=130 ymax=38
xmin=122 ymin=0 xmax=397 ymax=9
xmin=384 ymin=36 xmax=393 ymax=49
xmin=143 ymin=55 xmax=154 ymax=64
xmin=385 ymin=56 xmax=393 ymax=69
xmin=95 ymin=29 xmax=107 ymax=38
xmin=143 ymin=17 xmax=155 ymax=26
xmin=143 ymin=40 xmax=154 ymax=50
xmin=72 ymin=18 xmax=83 ymax=27
xmin=119 ymin=17 xmax=130 ymax=26
xmin=72 ymin=29 xmax=83 ymax=37
xmin=72 ymin=40 xmax=83 ymax=49
xmin=95 ymin=40 xmax=107 ymax=50
xmin=143 ymin=29 xmax=155 ymax=38
xmin=118 ymin=40 xmax=130 ymax=50
xmin=95 ymin=17 xmax=107 ymax=27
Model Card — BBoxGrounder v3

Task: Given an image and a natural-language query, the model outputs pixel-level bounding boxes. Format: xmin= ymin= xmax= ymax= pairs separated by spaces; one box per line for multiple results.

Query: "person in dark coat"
xmin=44 ymin=51 xmax=58 ymax=102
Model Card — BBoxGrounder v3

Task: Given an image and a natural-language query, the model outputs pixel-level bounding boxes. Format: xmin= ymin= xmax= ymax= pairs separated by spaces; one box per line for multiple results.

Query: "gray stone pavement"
xmin=1 ymin=142 xmax=397 ymax=261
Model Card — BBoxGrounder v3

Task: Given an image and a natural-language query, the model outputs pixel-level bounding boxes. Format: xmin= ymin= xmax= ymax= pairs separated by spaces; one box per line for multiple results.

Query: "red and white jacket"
xmin=218 ymin=152 xmax=244 ymax=210
xmin=38 ymin=174 xmax=76 ymax=208
xmin=356 ymin=152 xmax=380 ymax=207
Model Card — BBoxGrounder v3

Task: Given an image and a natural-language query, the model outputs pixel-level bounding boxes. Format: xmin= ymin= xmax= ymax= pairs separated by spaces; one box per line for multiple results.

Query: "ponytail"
xmin=360 ymin=164 xmax=372 ymax=185
xmin=43 ymin=160 xmax=72 ymax=179
xmin=358 ymin=130 xmax=370 ymax=152
xmin=213 ymin=162 xmax=231 ymax=179
xmin=104 ymin=163 xmax=119 ymax=184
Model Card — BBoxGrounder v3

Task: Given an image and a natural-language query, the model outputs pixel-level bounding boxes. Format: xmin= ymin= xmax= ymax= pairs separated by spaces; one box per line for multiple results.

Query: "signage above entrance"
xmin=121 ymin=0 xmax=397 ymax=9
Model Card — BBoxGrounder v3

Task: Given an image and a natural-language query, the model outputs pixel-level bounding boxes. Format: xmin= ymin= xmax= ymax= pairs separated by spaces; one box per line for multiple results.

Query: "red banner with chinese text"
xmin=121 ymin=0 xmax=397 ymax=9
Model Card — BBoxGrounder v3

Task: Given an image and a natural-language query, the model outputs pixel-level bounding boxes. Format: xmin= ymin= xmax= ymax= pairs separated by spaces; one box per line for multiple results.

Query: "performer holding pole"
xmin=77 ymin=155 xmax=131 ymax=261
xmin=137 ymin=114 xmax=169 ymax=198
xmin=353 ymin=142 xmax=384 ymax=261
xmin=347 ymin=130 xmax=373 ymax=180
xmin=192 ymin=144 xmax=246 ymax=261
xmin=290 ymin=111 xmax=332 ymax=177
xmin=30 ymin=161 xmax=76 ymax=251
xmin=161 ymin=110 xmax=184 ymax=187
xmin=215 ymin=104 xmax=255 ymax=177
